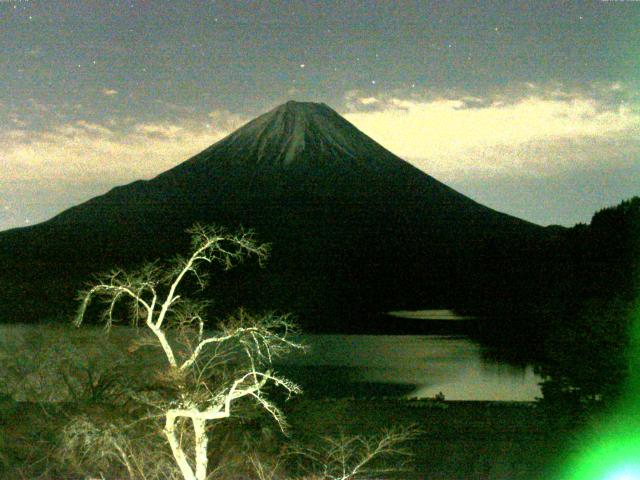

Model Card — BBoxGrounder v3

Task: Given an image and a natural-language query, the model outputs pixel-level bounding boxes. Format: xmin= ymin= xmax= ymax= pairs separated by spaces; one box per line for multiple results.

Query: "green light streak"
xmin=558 ymin=296 xmax=640 ymax=480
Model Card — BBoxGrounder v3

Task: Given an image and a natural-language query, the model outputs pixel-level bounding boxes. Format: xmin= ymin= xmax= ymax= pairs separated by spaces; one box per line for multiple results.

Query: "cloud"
xmin=342 ymin=85 xmax=640 ymax=179
xmin=0 ymin=113 xmax=244 ymax=184
xmin=358 ymin=97 xmax=380 ymax=105
xmin=134 ymin=122 xmax=186 ymax=139
xmin=11 ymin=117 xmax=27 ymax=127
xmin=206 ymin=109 xmax=246 ymax=131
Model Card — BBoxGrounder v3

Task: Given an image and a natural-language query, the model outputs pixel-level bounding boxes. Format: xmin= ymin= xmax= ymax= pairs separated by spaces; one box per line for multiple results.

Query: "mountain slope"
xmin=0 ymin=101 xmax=547 ymax=330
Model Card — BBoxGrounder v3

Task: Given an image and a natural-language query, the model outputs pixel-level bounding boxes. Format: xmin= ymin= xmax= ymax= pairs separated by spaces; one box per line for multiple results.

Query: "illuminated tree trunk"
xmin=164 ymin=407 xmax=232 ymax=480
xmin=192 ymin=417 xmax=208 ymax=480
xmin=164 ymin=412 xmax=197 ymax=480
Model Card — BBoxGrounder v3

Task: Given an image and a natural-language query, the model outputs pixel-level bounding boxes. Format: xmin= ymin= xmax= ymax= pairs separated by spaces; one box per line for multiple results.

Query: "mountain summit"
xmin=198 ymin=101 xmax=376 ymax=166
xmin=0 ymin=101 xmax=546 ymax=330
xmin=162 ymin=100 xmax=432 ymax=176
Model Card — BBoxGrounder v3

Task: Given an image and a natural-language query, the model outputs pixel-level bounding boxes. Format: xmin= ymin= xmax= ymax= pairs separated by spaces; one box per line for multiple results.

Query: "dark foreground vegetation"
xmin=0 ymin=395 xmax=589 ymax=480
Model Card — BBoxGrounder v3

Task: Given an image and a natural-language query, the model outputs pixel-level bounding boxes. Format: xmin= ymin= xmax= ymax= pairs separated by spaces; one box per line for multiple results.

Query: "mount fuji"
xmin=0 ymin=101 xmax=549 ymax=330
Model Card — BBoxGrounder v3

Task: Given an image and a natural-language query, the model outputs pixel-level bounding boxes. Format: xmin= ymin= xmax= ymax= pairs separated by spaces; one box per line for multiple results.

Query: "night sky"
xmin=2 ymin=0 xmax=639 ymax=230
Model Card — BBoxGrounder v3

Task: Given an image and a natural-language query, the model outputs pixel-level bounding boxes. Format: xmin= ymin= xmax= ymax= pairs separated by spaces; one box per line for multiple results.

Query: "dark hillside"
xmin=0 ymin=101 xmax=551 ymax=331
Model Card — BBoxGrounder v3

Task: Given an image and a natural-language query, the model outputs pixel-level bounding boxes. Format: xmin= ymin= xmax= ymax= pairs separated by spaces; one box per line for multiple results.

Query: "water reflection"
xmin=276 ymin=335 xmax=543 ymax=401
xmin=0 ymin=325 xmax=543 ymax=402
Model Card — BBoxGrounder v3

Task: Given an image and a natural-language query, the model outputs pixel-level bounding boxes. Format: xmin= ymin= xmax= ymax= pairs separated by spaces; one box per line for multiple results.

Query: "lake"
xmin=276 ymin=333 xmax=543 ymax=401
xmin=0 ymin=316 xmax=543 ymax=402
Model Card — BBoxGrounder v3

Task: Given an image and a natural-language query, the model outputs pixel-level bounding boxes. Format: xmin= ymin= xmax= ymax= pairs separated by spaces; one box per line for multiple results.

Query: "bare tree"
xmin=290 ymin=426 xmax=420 ymax=480
xmin=75 ymin=224 xmax=304 ymax=480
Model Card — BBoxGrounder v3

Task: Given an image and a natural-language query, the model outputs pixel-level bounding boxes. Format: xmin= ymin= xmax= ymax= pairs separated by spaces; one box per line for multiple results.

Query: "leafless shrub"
xmin=0 ymin=324 xmax=132 ymax=403
xmin=289 ymin=425 xmax=421 ymax=480
xmin=60 ymin=414 xmax=184 ymax=480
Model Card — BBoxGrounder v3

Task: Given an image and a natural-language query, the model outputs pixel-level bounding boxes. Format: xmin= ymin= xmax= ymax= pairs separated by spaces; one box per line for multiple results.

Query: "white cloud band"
xmin=1 ymin=113 xmax=245 ymax=183
xmin=343 ymin=90 xmax=639 ymax=177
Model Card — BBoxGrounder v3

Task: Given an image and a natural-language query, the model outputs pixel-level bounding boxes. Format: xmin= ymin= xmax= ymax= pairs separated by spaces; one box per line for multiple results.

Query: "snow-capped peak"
xmin=204 ymin=101 xmax=386 ymax=167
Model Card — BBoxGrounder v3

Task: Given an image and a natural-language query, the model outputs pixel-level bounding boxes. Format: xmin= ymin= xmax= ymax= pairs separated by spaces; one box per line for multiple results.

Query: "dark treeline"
xmin=540 ymin=197 xmax=639 ymax=405
xmin=469 ymin=197 xmax=639 ymax=404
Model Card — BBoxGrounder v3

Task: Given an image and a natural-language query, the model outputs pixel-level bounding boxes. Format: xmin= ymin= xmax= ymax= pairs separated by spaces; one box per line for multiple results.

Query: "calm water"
xmin=276 ymin=334 xmax=542 ymax=401
xmin=0 ymin=320 xmax=543 ymax=402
